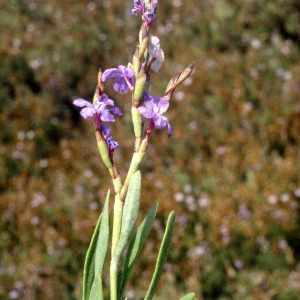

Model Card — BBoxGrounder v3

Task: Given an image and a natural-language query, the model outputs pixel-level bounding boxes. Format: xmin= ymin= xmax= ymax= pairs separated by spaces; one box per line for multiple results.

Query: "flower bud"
xmin=164 ymin=62 xmax=195 ymax=101
xmin=139 ymin=23 xmax=148 ymax=44
xmin=93 ymin=68 xmax=103 ymax=104
xmin=131 ymin=107 xmax=142 ymax=137
xmin=138 ymin=37 xmax=149 ymax=59
xmin=131 ymin=107 xmax=142 ymax=151
xmin=93 ymin=87 xmax=100 ymax=104
xmin=133 ymin=74 xmax=147 ymax=102
xmin=98 ymin=68 xmax=104 ymax=90
xmin=133 ymin=46 xmax=140 ymax=77
xmin=176 ymin=62 xmax=195 ymax=86
xmin=96 ymin=131 xmax=112 ymax=169
xmin=97 ymin=139 xmax=112 ymax=169
xmin=138 ymin=138 xmax=148 ymax=153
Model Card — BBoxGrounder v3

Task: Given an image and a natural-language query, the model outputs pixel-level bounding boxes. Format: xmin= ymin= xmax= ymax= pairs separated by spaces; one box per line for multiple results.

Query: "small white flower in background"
xmin=148 ymin=34 xmax=164 ymax=73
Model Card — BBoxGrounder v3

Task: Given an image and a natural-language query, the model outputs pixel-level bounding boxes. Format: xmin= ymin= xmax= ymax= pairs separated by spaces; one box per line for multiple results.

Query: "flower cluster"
xmin=131 ymin=0 xmax=158 ymax=29
xmin=73 ymin=0 xmax=174 ymax=157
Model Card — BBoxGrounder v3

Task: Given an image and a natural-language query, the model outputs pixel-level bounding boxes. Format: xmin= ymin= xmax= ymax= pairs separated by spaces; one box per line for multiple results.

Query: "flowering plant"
xmin=73 ymin=1 xmax=195 ymax=299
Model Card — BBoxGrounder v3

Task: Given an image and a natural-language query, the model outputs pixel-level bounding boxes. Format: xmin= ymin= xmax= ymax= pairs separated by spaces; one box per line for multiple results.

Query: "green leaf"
xmin=82 ymin=190 xmax=110 ymax=300
xmin=113 ymin=171 xmax=141 ymax=263
xmin=110 ymin=171 xmax=141 ymax=300
xmin=88 ymin=275 xmax=103 ymax=300
xmin=118 ymin=201 xmax=158 ymax=299
xmin=94 ymin=192 xmax=110 ymax=274
xmin=179 ymin=293 xmax=195 ymax=300
xmin=144 ymin=211 xmax=175 ymax=300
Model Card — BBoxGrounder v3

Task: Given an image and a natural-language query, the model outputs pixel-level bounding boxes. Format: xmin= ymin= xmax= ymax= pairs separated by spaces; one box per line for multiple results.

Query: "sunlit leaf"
xmin=144 ymin=211 xmax=175 ymax=300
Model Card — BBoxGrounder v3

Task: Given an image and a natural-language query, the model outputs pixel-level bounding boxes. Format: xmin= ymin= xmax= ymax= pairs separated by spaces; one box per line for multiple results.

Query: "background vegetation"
xmin=1 ymin=0 xmax=300 ymax=299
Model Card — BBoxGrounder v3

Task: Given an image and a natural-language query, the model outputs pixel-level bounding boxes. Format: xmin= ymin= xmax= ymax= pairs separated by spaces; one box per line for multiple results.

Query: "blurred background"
xmin=1 ymin=0 xmax=300 ymax=299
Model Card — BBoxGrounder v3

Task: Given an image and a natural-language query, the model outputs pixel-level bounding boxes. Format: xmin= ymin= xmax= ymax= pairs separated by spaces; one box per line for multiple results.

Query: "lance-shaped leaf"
xmin=88 ymin=275 xmax=103 ymax=300
xmin=82 ymin=190 xmax=110 ymax=300
xmin=113 ymin=171 xmax=141 ymax=262
xmin=118 ymin=201 xmax=158 ymax=299
xmin=110 ymin=171 xmax=141 ymax=300
xmin=179 ymin=293 xmax=195 ymax=300
xmin=144 ymin=211 xmax=175 ymax=300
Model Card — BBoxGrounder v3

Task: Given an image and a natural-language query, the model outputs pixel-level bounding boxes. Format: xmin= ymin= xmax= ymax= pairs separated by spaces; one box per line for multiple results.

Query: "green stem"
xmin=110 ymin=194 xmax=123 ymax=300
xmin=131 ymin=107 xmax=142 ymax=152
xmin=119 ymin=152 xmax=145 ymax=201
xmin=111 ymin=194 xmax=124 ymax=258
xmin=110 ymin=260 xmax=118 ymax=300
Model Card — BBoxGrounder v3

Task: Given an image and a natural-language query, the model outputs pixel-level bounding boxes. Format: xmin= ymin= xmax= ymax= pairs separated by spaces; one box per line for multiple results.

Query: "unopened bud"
xmin=131 ymin=107 xmax=142 ymax=151
xmin=139 ymin=23 xmax=148 ymax=44
xmin=98 ymin=68 xmax=104 ymax=90
xmin=133 ymin=47 xmax=140 ymax=77
xmin=176 ymin=62 xmax=195 ymax=86
xmin=93 ymin=69 xmax=104 ymax=104
xmin=166 ymin=75 xmax=177 ymax=90
xmin=134 ymin=74 xmax=147 ymax=102
xmin=97 ymin=140 xmax=112 ymax=169
xmin=138 ymin=138 xmax=148 ymax=153
xmin=164 ymin=62 xmax=195 ymax=101
xmin=131 ymin=107 xmax=142 ymax=137
xmin=93 ymin=87 xmax=99 ymax=104
xmin=95 ymin=131 xmax=112 ymax=169
xmin=138 ymin=37 xmax=149 ymax=59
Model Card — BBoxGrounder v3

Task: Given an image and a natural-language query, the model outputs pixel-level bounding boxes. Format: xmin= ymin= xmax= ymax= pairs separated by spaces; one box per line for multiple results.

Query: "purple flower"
xmin=73 ymin=94 xmax=122 ymax=122
xmin=138 ymin=92 xmax=173 ymax=134
xmin=131 ymin=0 xmax=144 ymax=14
xmin=102 ymin=65 xmax=135 ymax=94
xmin=101 ymin=124 xmax=119 ymax=151
xmin=131 ymin=0 xmax=158 ymax=30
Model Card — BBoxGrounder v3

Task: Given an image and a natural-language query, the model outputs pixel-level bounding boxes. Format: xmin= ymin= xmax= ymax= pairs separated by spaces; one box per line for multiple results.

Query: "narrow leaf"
xmin=82 ymin=216 xmax=102 ymax=300
xmin=118 ymin=201 xmax=158 ymax=299
xmin=94 ymin=192 xmax=110 ymax=274
xmin=110 ymin=171 xmax=141 ymax=300
xmin=88 ymin=275 xmax=103 ymax=300
xmin=82 ymin=190 xmax=110 ymax=300
xmin=113 ymin=171 xmax=141 ymax=263
xmin=144 ymin=211 xmax=175 ymax=300
xmin=179 ymin=293 xmax=195 ymax=300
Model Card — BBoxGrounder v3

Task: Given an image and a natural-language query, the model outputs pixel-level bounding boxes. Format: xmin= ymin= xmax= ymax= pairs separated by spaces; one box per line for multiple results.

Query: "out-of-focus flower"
xmin=138 ymin=92 xmax=173 ymax=134
xmin=148 ymin=35 xmax=164 ymax=72
xmin=233 ymin=260 xmax=244 ymax=270
xmin=131 ymin=0 xmax=158 ymax=30
xmin=73 ymin=94 xmax=122 ymax=122
xmin=102 ymin=65 xmax=135 ymax=93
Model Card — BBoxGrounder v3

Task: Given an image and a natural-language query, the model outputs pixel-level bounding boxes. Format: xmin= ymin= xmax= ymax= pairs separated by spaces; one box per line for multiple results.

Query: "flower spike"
xmin=131 ymin=0 xmax=158 ymax=30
